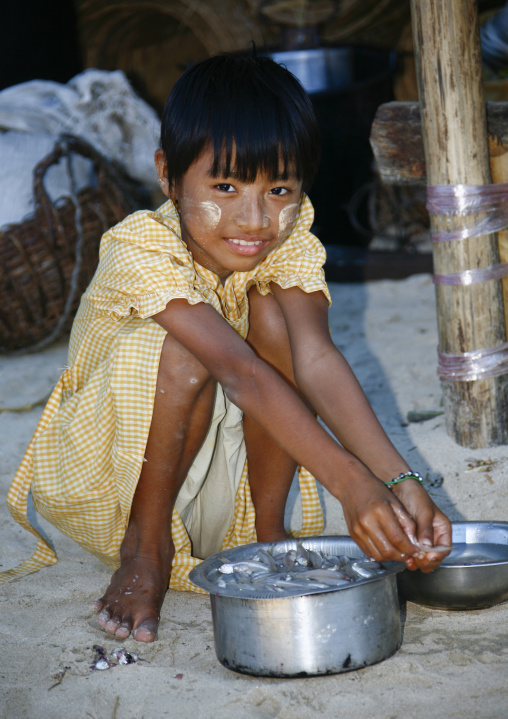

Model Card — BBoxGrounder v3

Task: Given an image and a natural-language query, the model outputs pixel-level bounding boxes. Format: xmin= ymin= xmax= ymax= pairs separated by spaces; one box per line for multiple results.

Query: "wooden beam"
xmin=370 ymin=101 xmax=508 ymax=186
xmin=411 ymin=0 xmax=508 ymax=447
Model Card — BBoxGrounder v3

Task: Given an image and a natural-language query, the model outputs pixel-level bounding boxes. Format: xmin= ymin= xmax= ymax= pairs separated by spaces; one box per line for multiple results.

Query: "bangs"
xmin=160 ymin=54 xmax=321 ymax=190
xmin=207 ymin=74 xmax=306 ymax=183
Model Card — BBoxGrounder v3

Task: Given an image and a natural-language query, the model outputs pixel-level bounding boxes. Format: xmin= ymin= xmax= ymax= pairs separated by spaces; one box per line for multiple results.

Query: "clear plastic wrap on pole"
xmin=427 ymin=183 xmax=508 ymax=243
xmin=433 ymin=262 xmax=508 ymax=286
xmin=427 ymin=183 xmax=508 ymax=381
xmin=438 ymin=342 xmax=508 ymax=382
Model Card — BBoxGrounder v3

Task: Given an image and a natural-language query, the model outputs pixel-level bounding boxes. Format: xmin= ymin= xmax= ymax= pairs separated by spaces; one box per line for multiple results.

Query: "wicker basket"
xmin=0 ymin=135 xmax=140 ymax=353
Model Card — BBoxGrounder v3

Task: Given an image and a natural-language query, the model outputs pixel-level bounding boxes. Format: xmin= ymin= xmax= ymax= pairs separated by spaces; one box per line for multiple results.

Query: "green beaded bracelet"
xmin=385 ymin=471 xmax=423 ymax=488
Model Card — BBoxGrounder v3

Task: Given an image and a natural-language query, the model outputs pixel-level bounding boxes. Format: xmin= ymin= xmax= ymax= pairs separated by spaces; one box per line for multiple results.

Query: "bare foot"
xmin=91 ymin=538 xmax=174 ymax=643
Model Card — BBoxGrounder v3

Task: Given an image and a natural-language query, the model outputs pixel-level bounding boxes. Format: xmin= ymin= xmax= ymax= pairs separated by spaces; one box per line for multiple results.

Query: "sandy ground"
xmin=1 ymin=273 xmax=508 ymax=719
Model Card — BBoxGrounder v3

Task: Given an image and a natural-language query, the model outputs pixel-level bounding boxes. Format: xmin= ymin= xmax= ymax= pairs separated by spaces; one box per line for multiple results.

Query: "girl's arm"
xmin=271 ymin=283 xmax=451 ymax=568
xmin=153 ymin=297 xmax=447 ymax=568
xmin=271 ymin=284 xmax=405 ymax=479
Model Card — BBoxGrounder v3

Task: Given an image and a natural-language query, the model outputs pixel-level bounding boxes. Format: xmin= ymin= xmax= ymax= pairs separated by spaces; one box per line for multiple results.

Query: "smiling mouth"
xmin=227 ymin=238 xmax=264 ymax=246
xmin=223 ymin=237 xmax=269 ymax=256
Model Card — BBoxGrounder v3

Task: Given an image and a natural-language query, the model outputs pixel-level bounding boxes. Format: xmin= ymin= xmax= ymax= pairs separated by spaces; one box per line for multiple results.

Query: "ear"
xmin=154 ymin=149 xmax=172 ymax=199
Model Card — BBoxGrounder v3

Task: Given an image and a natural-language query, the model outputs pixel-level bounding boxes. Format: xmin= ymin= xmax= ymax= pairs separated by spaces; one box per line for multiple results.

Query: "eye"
xmin=215 ymin=183 xmax=235 ymax=193
xmin=269 ymin=186 xmax=290 ymax=196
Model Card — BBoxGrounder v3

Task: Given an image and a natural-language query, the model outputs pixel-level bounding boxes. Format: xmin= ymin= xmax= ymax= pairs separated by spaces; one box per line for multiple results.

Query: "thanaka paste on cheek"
xmin=278 ymin=203 xmax=298 ymax=240
xmin=178 ymin=196 xmax=221 ymax=230
xmin=178 ymin=196 xmax=222 ymax=246
xmin=198 ymin=201 xmax=221 ymax=230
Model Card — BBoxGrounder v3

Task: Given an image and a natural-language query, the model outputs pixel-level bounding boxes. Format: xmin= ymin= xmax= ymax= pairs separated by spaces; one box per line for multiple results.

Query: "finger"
xmin=414 ymin=557 xmax=441 ymax=573
xmin=381 ymin=502 xmax=425 ymax=557
xmin=411 ymin=544 xmax=450 ymax=572
xmin=391 ymin=506 xmax=424 ymax=560
xmin=348 ymin=525 xmax=385 ymax=561
xmin=414 ymin=506 xmax=436 ymax=548
xmin=391 ymin=503 xmax=418 ymax=545
xmin=404 ymin=556 xmax=418 ymax=571
xmin=404 ymin=553 xmax=442 ymax=572
xmin=392 ymin=492 xmax=450 ymax=564
xmin=354 ymin=514 xmax=414 ymax=562
xmin=413 ymin=511 xmax=453 ymax=567
xmin=432 ymin=509 xmax=453 ymax=547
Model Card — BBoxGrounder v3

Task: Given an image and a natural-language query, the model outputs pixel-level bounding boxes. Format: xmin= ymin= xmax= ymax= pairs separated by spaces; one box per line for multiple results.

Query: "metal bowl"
xmin=397 ymin=521 xmax=508 ymax=610
xmin=190 ymin=536 xmax=405 ymax=677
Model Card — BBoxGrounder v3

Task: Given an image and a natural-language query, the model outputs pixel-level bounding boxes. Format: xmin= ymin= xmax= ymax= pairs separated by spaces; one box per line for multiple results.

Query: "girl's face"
xmin=155 ymin=148 xmax=303 ymax=281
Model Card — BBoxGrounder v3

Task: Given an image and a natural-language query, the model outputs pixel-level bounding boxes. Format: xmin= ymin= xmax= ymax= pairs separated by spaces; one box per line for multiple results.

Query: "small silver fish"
xmin=93 ymin=657 xmax=111 ymax=671
xmin=112 ymin=648 xmax=138 ymax=665
xmin=218 ymin=560 xmax=271 ymax=575
xmin=211 ymin=547 xmax=391 ymax=597
xmin=91 ymin=645 xmax=111 ymax=671
xmin=255 ymin=549 xmax=278 ymax=571
xmin=284 ymin=550 xmax=298 ymax=570
xmin=414 ymin=544 xmax=454 ymax=554
xmin=297 ymin=569 xmax=352 ymax=585
xmin=351 ymin=562 xmax=380 ymax=579
xmin=308 ymin=550 xmax=324 ymax=569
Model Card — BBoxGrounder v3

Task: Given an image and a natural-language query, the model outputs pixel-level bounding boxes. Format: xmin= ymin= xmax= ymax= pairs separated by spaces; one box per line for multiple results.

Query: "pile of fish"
xmin=209 ymin=543 xmax=387 ymax=598
xmin=90 ymin=644 xmax=140 ymax=671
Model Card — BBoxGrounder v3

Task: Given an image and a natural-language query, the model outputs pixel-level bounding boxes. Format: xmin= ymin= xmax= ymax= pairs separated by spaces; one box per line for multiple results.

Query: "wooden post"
xmin=487 ymin=137 xmax=508 ymax=340
xmin=370 ymin=100 xmax=508 ymax=336
xmin=411 ymin=0 xmax=508 ymax=447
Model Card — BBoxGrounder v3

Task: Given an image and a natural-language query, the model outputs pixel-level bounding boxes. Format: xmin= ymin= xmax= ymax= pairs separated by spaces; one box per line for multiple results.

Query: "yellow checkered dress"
xmin=1 ymin=194 xmax=330 ymax=591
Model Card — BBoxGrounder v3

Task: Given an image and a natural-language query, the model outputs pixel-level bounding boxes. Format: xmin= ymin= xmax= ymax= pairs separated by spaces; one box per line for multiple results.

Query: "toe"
xmin=90 ymin=599 xmax=105 ymax=614
xmin=132 ymin=618 xmax=159 ymax=643
xmin=97 ymin=610 xmax=111 ymax=629
xmin=115 ymin=621 xmax=133 ymax=640
xmin=105 ymin=616 xmax=122 ymax=634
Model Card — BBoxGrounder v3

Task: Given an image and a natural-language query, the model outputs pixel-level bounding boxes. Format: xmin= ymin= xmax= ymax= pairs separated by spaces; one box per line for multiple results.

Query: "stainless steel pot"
xmin=397 ymin=521 xmax=508 ymax=610
xmin=190 ymin=536 xmax=404 ymax=677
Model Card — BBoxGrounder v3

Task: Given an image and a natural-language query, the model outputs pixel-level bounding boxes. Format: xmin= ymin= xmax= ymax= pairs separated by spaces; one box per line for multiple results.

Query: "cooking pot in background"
xmin=264 ymin=46 xmax=395 ymax=247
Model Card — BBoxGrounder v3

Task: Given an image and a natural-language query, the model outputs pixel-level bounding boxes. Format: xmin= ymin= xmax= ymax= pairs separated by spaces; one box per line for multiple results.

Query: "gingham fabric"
xmin=1 ymin=193 xmax=329 ymax=590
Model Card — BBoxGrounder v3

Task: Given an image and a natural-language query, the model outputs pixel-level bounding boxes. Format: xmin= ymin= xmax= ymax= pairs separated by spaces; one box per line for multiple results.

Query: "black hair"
xmin=160 ymin=53 xmax=321 ymax=192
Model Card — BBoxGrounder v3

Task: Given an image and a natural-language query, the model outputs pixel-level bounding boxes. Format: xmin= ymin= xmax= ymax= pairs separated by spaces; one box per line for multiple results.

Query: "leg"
xmin=245 ymin=287 xmax=309 ymax=541
xmin=92 ymin=333 xmax=216 ymax=642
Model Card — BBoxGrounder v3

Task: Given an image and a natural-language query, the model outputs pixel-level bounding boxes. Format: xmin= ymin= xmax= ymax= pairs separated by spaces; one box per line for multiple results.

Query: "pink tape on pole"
xmin=438 ymin=341 xmax=508 ymax=381
xmin=427 ymin=183 xmax=508 ymax=242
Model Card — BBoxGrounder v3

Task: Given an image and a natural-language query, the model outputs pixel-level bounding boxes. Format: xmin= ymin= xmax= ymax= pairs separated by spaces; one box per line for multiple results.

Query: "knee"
xmin=157 ymin=332 xmax=213 ymax=394
xmin=247 ymin=286 xmax=294 ymax=381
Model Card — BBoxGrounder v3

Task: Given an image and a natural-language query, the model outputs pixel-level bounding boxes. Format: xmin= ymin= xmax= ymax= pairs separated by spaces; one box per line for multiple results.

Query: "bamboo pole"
xmin=411 ymin=0 xmax=508 ymax=447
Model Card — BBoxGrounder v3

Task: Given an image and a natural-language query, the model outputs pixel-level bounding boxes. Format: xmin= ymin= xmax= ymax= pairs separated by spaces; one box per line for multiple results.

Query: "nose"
xmin=235 ymin=193 xmax=270 ymax=230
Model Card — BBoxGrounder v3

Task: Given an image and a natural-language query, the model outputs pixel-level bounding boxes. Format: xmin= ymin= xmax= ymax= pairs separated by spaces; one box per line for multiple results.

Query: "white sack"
xmin=0 ymin=70 xmax=161 ymax=229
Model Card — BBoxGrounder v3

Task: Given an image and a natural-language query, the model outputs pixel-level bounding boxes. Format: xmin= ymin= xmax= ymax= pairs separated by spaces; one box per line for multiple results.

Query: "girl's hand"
xmin=339 ymin=475 xmax=452 ymax=573
xmin=340 ymin=473 xmax=423 ymax=563
xmin=391 ymin=478 xmax=452 ymax=572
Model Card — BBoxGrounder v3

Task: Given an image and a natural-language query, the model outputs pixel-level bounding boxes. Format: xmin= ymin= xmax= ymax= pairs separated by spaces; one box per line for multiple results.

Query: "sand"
xmin=1 ymin=273 xmax=508 ymax=719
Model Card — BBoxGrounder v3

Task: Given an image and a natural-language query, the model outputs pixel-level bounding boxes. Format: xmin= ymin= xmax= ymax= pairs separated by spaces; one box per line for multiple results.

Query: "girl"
xmin=2 ymin=53 xmax=451 ymax=643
